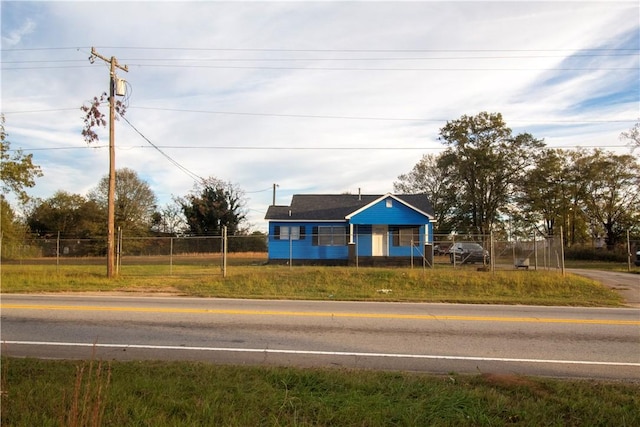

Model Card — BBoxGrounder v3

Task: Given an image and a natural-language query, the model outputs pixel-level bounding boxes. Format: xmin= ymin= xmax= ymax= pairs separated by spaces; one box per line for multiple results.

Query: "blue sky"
xmin=2 ymin=1 xmax=638 ymax=231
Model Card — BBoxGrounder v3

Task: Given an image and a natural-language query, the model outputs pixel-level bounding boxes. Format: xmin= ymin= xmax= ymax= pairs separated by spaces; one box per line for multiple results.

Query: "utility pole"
xmin=272 ymin=183 xmax=278 ymax=206
xmin=90 ymin=47 xmax=128 ymax=278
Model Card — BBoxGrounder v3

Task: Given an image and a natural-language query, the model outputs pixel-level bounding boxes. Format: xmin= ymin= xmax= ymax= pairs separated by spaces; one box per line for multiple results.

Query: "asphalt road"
xmin=569 ymin=268 xmax=640 ymax=307
xmin=2 ymin=294 xmax=639 ymax=381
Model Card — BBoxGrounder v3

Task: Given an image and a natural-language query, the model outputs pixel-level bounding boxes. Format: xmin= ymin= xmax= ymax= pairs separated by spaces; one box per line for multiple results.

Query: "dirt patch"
xmin=479 ymin=373 xmax=549 ymax=397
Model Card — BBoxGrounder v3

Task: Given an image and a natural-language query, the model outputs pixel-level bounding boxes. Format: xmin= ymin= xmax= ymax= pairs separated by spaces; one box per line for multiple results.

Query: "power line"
xmin=129 ymin=106 xmax=638 ymax=124
xmin=4 ymin=46 xmax=637 ymax=52
xmin=4 ymin=64 xmax=636 ymax=71
xmin=3 ymin=105 xmax=636 ymax=124
xmin=8 ymin=143 xmax=631 ymax=153
xmin=4 ymin=52 xmax=638 ymax=63
xmin=119 ymin=115 xmax=204 ymax=183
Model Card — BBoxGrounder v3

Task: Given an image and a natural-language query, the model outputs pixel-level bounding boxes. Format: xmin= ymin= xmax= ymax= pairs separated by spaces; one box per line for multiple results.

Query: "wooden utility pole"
xmin=90 ymin=47 xmax=128 ymax=278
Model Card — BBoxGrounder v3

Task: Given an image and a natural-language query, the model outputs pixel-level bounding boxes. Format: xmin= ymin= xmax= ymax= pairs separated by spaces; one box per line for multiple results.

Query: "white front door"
xmin=372 ymin=225 xmax=388 ymax=256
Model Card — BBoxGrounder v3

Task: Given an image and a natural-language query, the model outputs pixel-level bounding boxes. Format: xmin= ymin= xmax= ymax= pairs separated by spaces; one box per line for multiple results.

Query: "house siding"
xmin=349 ymin=197 xmax=430 ymax=225
xmin=268 ymin=222 xmax=349 ymax=261
xmin=266 ymin=194 xmax=435 ymax=264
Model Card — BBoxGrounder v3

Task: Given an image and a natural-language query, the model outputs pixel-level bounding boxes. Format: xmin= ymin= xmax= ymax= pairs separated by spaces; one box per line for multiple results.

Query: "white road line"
xmin=4 ymin=340 xmax=640 ymax=367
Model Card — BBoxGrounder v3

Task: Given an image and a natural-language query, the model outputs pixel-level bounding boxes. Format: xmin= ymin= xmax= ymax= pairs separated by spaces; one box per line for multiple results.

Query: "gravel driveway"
xmin=569 ymin=269 xmax=640 ymax=307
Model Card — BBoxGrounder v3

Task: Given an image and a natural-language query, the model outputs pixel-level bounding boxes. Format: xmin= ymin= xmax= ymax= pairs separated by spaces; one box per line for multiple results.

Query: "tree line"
xmin=394 ymin=112 xmax=640 ymax=250
xmin=2 ymin=113 xmax=262 ymax=256
xmin=2 ymin=112 xmax=639 ymax=258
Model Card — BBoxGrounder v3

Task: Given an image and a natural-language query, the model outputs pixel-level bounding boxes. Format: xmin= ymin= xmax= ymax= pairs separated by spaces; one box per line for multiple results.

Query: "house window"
xmin=314 ymin=226 xmax=347 ymax=246
xmin=393 ymin=227 xmax=420 ymax=246
xmin=275 ymin=226 xmax=305 ymax=240
xmin=386 ymin=199 xmax=393 ymax=208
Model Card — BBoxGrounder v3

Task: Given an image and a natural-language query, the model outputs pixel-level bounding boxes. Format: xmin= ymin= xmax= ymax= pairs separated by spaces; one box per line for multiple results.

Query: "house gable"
xmin=265 ymin=193 xmax=434 ymax=222
xmin=264 ymin=193 xmax=435 ymax=264
xmin=346 ymin=194 xmax=433 ymax=225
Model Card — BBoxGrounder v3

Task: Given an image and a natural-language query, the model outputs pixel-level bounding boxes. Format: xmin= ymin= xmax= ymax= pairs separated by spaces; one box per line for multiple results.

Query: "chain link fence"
xmin=1 ymin=232 xmax=268 ymax=276
xmin=3 ymin=227 xmax=637 ymax=275
xmin=432 ymin=232 xmax=567 ymax=271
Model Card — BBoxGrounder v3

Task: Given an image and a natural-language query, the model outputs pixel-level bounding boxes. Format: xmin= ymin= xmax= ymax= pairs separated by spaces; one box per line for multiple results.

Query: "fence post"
xmin=222 ymin=226 xmax=228 ymax=278
xmin=627 ymin=229 xmax=632 ymax=272
xmin=533 ymin=230 xmax=538 ymax=271
xmin=116 ymin=227 xmax=122 ymax=276
xmin=410 ymin=239 xmax=414 ymax=269
xmin=490 ymin=231 xmax=495 ymax=274
xmin=170 ymin=237 xmax=174 ymax=276
xmin=452 ymin=234 xmax=456 ymax=268
xmin=56 ymin=231 xmax=60 ymax=273
xmin=559 ymin=226 xmax=565 ymax=276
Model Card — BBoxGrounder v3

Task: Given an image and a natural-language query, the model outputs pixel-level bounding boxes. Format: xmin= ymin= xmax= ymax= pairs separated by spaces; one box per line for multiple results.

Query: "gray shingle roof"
xmin=265 ymin=194 xmax=434 ymax=220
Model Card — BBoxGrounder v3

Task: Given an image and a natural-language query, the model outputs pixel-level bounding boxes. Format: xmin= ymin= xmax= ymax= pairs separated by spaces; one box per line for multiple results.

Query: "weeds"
xmin=1 ymin=263 xmax=623 ymax=306
xmin=63 ymin=358 xmax=112 ymax=427
xmin=3 ymin=358 xmax=639 ymax=426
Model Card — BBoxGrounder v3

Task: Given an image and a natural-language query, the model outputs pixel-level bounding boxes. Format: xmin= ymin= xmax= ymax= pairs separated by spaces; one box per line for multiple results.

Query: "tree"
xmin=150 ymin=203 xmax=188 ymax=235
xmin=438 ymin=112 xmax=544 ymax=235
xmin=393 ymin=153 xmax=457 ymax=234
xmin=516 ymin=149 xmax=567 ymax=237
xmin=80 ymin=92 xmax=127 ymax=144
xmin=0 ymin=196 xmax=32 ymax=259
xmin=26 ymin=191 xmax=104 ymax=238
xmin=580 ymin=149 xmax=640 ymax=249
xmin=178 ymin=177 xmax=247 ymax=236
xmin=0 ymin=114 xmax=43 ymax=204
xmin=89 ymin=168 xmax=157 ymax=235
xmin=619 ymin=121 xmax=640 ymax=152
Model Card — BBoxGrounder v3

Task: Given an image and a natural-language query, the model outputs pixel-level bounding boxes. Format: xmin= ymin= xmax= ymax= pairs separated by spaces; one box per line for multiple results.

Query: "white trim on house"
xmin=344 ymin=193 xmax=435 ymax=220
xmin=272 ymin=220 xmax=349 ymax=223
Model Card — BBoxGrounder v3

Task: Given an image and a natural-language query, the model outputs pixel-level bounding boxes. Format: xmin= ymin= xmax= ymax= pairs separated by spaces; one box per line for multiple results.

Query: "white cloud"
xmin=1 ymin=17 xmax=36 ymax=46
xmin=2 ymin=1 xmax=638 ymax=231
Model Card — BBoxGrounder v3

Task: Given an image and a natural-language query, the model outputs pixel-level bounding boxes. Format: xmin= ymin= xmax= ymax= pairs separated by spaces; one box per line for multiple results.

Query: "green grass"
xmin=0 ymin=263 xmax=624 ymax=306
xmin=2 ymin=357 xmax=638 ymax=426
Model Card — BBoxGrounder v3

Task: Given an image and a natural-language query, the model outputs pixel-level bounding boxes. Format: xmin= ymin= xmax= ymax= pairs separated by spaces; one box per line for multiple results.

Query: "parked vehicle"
xmin=433 ymin=243 xmax=451 ymax=256
xmin=448 ymin=242 xmax=490 ymax=264
xmin=636 ymin=249 xmax=640 ymax=267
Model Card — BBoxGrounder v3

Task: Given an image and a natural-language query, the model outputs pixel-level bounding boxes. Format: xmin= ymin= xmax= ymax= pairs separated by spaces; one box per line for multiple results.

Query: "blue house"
xmin=265 ymin=193 xmax=435 ymax=265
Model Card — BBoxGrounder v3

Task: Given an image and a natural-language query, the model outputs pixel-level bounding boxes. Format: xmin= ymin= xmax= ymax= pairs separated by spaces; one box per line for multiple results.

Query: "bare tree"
xmin=619 ymin=120 xmax=640 ymax=152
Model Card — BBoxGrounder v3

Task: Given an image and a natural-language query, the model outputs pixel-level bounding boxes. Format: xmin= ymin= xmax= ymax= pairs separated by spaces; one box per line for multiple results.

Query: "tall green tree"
xmin=393 ymin=153 xmax=457 ymax=234
xmin=1 ymin=114 xmax=43 ymax=257
xmin=0 ymin=197 xmax=32 ymax=259
xmin=580 ymin=149 xmax=640 ymax=249
xmin=89 ymin=168 xmax=157 ymax=235
xmin=179 ymin=177 xmax=246 ymax=236
xmin=438 ymin=112 xmax=545 ymax=235
xmin=26 ymin=191 xmax=104 ymax=238
xmin=516 ymin=148 xmax=567 ymax=237
xmin=0 ymin=114 xmax=43 ymax=204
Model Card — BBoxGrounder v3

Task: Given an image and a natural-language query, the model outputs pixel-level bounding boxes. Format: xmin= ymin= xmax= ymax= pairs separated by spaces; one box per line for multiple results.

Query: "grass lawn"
xmin=2 ymin=357 xmax=639 ymax=426
xmin=0 ymin=260 xmax=625 ymax=306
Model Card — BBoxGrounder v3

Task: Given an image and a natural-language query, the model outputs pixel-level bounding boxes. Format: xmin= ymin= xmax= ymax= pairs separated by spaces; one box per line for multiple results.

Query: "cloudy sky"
xmin=2 ymin=1 xmax=638 ymax=232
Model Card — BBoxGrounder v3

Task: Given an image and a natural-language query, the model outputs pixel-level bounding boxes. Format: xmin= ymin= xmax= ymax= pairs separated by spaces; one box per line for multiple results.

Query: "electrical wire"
xmin=5 ymin=105 xmax=635 ymax=124
xmin=4 ymin=52 xmax=638 ymax=63
xmin=4 ymin=46 xmax=637 ymax=52
xmin=3 ymin=64 xmax=636 ymax=71
xmin=119 ymin=115 xmax=205 ymax=184
xmin=6 ymin=143 xmax=630 ymax=153
xmin=2 ymin=46 xmax=636 ymax=71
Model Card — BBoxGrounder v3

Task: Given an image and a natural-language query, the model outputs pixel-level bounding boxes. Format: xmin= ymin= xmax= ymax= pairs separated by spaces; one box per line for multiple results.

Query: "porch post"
xmin=348 ymin=223 xmax=356 ymax=266
xmin=423 ymin=222 xmax=434 ymax=268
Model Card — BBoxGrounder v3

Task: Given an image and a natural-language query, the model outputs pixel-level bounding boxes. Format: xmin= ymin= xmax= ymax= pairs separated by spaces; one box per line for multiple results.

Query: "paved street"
xmin=2 ymin=294 xmax=639 ymax=380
